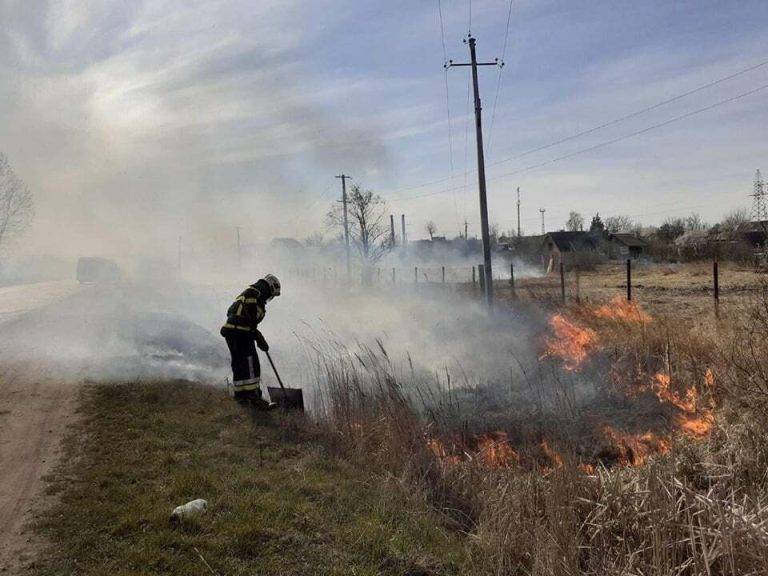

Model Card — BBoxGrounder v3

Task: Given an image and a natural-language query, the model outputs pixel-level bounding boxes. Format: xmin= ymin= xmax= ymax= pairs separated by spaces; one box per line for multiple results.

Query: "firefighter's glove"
xmin=255 ymin=331 xmax=269 ymax=352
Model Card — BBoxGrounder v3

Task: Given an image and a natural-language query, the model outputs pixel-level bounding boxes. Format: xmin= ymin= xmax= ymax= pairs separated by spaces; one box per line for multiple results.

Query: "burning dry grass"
xmin=309 ymin=289 xmax=768 ymax=574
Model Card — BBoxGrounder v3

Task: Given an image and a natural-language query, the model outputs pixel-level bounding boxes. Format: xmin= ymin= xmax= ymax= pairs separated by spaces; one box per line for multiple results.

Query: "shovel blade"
xmin=267 ymin=386 xmax=305 ymax=412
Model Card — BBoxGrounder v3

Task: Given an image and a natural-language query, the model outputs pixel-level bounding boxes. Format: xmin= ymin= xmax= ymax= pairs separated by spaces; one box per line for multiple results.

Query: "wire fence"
xmin=286 ymin=258 xmax=762 ymax=316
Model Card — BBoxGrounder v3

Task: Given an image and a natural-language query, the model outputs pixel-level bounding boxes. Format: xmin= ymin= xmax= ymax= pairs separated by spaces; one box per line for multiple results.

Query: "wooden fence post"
xmin=478 ymin=264 xmax=485 ymax=295
xmin=713 ymin=260 xmax=719 ymax=317
xmin=560 ymin=261 xmax=566 ymax=303
xmin=626 ymin=258 xmax=632 ymax=301
xmin=472 ymin=266 xmax=476 ymax=287
xmin=414 ymin=267 xmax=418 ymax=284
xmin=442 ymin=266 xmax=446 ymax=284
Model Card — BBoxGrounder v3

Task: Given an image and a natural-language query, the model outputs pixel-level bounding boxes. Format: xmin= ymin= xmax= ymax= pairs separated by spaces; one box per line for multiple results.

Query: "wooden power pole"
xmin=446 ymin=35 xmax=502 ymax=307
xmin=336 ymin=174 xmax=352 ymax=280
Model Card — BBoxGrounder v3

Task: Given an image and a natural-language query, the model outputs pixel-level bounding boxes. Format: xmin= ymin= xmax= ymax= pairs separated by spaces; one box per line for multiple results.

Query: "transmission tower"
xmin=751 ymin=169 xmax=767 ymax=222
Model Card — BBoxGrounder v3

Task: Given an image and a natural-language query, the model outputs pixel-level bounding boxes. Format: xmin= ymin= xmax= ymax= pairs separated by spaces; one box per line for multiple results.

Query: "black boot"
xmin=251 ymin=396 xmax=277 ymax=411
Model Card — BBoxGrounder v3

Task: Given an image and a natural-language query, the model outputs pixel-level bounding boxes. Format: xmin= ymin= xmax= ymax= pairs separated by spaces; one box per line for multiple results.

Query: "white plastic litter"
xmin=170 ymin=498 xmax=208 ymax=522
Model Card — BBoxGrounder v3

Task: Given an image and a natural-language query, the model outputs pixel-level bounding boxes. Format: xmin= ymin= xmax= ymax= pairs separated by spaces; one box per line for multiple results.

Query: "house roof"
xmin=610 ymin=233 xmax=648 ymax=248
xmin=545 ymin=231 xmax=601 ymax=252
xmin=736 ymin=220 xmax=768 ymax=233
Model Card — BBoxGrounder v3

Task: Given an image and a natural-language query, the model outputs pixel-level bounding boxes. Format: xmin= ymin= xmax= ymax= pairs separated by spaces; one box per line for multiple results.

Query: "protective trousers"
xmin=224 ymin=332 xmax=262 ymax=404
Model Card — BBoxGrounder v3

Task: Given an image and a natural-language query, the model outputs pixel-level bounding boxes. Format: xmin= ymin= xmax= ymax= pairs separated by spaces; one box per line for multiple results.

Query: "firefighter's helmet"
xmin=263 ymin=274 xmax=281 ymax=300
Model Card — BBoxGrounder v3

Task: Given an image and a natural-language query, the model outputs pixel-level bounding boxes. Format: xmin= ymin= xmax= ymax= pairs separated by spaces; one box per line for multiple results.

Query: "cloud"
xmin=0 ymin=0 xmax=394 ymax=257
xmin=0 ymin=0 xmax=767 ymax=257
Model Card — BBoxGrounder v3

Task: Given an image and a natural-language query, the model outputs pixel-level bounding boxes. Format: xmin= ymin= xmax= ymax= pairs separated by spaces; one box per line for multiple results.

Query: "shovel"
xmin=265 ymin=350 xmax=305 ymax=412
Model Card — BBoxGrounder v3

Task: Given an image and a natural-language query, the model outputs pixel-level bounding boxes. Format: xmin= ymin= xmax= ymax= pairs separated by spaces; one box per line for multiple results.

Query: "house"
xmin=543 ymin=231 xmax=602 ymax=270
xmin=608 ymin=233 xmax=649 ymax=259
xmin=736 ymin=221 xmax=768 ymax=250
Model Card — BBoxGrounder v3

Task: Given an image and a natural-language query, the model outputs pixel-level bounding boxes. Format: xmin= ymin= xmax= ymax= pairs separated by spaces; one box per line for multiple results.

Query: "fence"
xmin=287 ymin=259 xmax=750 ymax=315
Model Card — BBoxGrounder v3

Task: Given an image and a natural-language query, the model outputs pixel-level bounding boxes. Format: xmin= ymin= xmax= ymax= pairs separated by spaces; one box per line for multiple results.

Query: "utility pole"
xmin=446 ymin=35 xmax=502 ymax=307
xmin=516 ymin=187 xmax=521 ymax=237
xmin=390 ymin=214 xmax=396 ymax=247
xmin=235 ymin=226 xmax=241 ymax=266
xmin=539 ymin=209 xmax=546 ymax=235
xmin=336 ymin=174 xmax=352 ymax=280
xmin=401 ymin=214 xmax=407 ymax=247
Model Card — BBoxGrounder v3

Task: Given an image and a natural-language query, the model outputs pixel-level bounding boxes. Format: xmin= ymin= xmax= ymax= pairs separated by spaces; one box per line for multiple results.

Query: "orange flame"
xmin=541 ymin=315 xmax=598 ymax=370
xmin=477 ymin=432 xmax=519 ymax=468
xmin=677 ymin=413 xmax=714 ymax=438
xmin=426 ymin=438 xmax=461 ymax=466
xmin=593 ymin=296 xmax=651 ymax=323
xmin=540 ymin=440 xmax=564 ymax=469
xmin=704 ymin=368 xmax=715 ymax=388
xmin=600 ymin=425 xmax=671 ymax=466
xmin=648 ymin=373 xmax=698 ymax=413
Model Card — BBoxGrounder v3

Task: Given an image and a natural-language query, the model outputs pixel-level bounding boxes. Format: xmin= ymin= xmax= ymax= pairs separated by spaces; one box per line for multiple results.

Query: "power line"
xmin=493 ymin=81 xmax=768 ymax=181
xmin=486 ymin=0 xmax=515 ymax=158
xmin=468 ymin=0 xmax=472 ymax=34
xmin=487 ymin=57 xmax=768 ymax=169
xmin=437 ymin=0 xmax=460 ymax=229
xmin=437 ymin=0 xmax=454 ymax=170
xmin=394 ymin=79 xmax=768 ymax=203
xmin=390 ymin=56 xmax=768 ymax=197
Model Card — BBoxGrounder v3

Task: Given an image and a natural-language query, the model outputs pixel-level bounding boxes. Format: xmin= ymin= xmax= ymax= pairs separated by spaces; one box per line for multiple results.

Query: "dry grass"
xmin=310 ymin=287 xmax=768 ymax=575
xmin=32 ymin=382 xmax=466 ymax=575
xmin=498 ymin=261 xmax=768 ymax=321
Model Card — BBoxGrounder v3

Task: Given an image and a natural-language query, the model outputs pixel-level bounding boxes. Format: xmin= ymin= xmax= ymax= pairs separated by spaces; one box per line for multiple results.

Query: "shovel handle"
xmin=265 ymin=350 xmax=287 ymax=393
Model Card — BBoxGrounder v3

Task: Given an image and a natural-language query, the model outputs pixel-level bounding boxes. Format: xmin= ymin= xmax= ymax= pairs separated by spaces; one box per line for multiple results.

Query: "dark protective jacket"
xmin=220 ymin=281 xmax=271 ymax=337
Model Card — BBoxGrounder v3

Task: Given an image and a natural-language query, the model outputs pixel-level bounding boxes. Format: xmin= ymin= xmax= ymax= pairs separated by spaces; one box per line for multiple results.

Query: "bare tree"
xmin=685 ymin=212 xmax=707 ymax=231
xmin=604 ymin=215 xmax=635 ymax=233
xmin=0 ymin=154 xmax=34 ymax=254
xmin=490 ymin=222 xmax=500 ymax=246
xmin=425 ymin=220 xmax=437 ymax=240
xmin=566 ymin=211 xmax=584 ymax=232
xmin=719 ymin=208 xmax=749 ymax=235
xmin=326 ymin=185 xmax=391 ymax=264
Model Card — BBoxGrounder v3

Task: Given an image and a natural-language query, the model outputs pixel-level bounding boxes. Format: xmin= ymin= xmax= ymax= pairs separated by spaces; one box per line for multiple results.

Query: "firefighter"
xmin=220 ymin=274 xmax=281 ymax=410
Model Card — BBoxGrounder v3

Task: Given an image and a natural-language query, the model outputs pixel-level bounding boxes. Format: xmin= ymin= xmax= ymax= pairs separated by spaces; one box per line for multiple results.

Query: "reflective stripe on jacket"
xmin=221 ymin=285 xmax=266 ymax=335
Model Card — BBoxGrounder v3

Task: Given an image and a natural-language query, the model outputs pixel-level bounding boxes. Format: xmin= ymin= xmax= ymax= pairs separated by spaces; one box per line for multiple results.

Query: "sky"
xmin=1 ymin=0 xmax=767 ymax=258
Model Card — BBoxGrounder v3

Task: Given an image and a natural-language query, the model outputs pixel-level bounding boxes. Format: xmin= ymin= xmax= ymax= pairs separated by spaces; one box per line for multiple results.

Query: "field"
xmin=6 ymin=262 xmax=768 ymax=575
xmin=499 ymin=260 xmax=767 ymax=319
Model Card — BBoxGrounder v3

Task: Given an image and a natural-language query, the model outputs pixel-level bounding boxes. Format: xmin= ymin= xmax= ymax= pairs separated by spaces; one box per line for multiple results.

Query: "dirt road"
xmin=0 ymin=373 xmax=79 ymax=572
xmin=0 ymin=281 xmax=226 ymax=572
xmin=0 ymin=282 xmax=83 ymax=572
